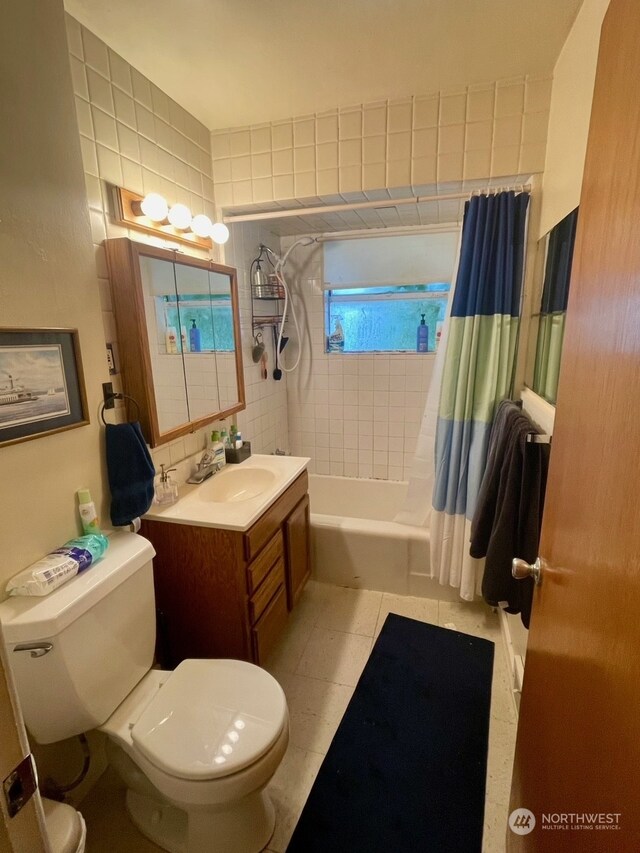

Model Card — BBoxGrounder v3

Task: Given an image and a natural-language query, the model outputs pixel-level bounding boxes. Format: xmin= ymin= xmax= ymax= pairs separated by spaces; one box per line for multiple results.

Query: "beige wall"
xmin=212 ymin=76 xmax=552 ymax=208
xmin=0 ymin=1 xmax=110 ymax=587
xmin=0 ymin=0 xmax=114 ymax=825
xmin=539 ymin=0 xmax=611 ymax=237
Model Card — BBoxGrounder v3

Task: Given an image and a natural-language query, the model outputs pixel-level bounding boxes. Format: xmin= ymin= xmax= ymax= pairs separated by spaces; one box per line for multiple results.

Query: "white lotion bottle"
xmin=77 ymin=489 xmax=101 ymax=535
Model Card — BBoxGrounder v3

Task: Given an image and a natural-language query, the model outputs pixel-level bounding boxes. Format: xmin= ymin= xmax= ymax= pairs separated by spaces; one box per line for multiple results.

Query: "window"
xmin=325 ymin=284 xmax=450 ymax=353
xmin=322 ymin=230 xmax=457 ymax=354
xmin=161 ymin=294 xmax=235 ymax=352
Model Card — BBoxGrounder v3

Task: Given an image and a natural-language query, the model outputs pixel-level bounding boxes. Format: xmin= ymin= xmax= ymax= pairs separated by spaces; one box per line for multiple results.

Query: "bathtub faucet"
xmin=273 ymin=448 xmax=288 ymax=456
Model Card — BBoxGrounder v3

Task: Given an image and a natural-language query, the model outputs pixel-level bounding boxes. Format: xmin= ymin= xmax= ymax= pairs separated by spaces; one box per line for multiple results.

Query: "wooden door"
xmin=508 ymin=1 xmax=640 ymax=849
xmin=284 ymin=496 xmax=311 ymax=610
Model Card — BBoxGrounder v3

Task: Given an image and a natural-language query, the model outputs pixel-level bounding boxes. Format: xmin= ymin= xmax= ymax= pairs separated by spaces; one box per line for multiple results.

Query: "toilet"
xmin=0 ymin=533 xmax=289 ymax=853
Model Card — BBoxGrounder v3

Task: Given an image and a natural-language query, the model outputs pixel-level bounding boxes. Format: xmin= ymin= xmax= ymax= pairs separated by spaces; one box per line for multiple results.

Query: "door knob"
xmin=512 ymin=557 xmax=545 ymax=585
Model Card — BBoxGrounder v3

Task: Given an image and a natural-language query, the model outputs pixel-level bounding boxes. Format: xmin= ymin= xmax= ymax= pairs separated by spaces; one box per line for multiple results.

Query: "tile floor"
xmin=80 ymin=581 xmax=517 ymax=852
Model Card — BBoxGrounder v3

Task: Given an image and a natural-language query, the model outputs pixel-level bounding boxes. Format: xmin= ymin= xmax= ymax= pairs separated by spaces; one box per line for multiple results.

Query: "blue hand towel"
xmin=105 ymin=422 xmax=156 ymax=526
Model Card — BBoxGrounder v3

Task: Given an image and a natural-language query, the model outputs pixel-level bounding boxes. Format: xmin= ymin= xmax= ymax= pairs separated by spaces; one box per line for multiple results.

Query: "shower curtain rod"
xmin=222 ymin=184 xmax=531 ymax=225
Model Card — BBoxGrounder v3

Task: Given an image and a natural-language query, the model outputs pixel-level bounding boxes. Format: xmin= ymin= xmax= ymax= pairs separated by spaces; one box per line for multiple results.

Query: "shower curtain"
xmin=397 ymin=191 xmax=530 ymax=600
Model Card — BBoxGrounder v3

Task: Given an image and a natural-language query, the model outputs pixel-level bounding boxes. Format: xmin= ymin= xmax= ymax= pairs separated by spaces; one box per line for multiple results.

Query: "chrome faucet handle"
xmin=197 ymin=450 xmax=214 ymax=469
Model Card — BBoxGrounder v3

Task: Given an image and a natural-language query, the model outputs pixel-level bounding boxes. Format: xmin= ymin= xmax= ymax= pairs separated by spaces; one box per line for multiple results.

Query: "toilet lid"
xmin=131 ymin=659 xmax=287 ymax=780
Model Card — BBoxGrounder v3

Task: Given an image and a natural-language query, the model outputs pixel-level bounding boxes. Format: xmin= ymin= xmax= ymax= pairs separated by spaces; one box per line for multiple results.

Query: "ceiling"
xmin=65 ymin=0 xmax=582 ymax=131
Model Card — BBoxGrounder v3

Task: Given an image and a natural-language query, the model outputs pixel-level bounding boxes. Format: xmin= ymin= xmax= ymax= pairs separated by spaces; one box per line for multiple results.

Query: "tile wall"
xmin=66 ymin=16 xmax=288 ymax=477
xmin=280 ymin=237 xmax=434 ymax=480
xmin=212 ymin=76 xmax=552 ymax=206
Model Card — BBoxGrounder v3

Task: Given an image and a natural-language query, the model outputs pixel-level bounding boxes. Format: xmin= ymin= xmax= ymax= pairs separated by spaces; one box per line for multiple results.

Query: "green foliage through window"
xmin=325 ymin=284 xmax=450 ymax=353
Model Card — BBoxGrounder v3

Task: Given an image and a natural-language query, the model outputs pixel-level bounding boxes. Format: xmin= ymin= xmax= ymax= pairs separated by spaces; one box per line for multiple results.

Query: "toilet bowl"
xmin=99 ymin=660 xmax=289 ymax=852
xmin=0 ymin=533 xmax=289 ymax=853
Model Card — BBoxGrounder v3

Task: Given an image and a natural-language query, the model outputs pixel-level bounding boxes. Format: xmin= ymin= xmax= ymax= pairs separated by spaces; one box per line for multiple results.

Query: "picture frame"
xmin=0 ymin=328 xmax=89 ymax=448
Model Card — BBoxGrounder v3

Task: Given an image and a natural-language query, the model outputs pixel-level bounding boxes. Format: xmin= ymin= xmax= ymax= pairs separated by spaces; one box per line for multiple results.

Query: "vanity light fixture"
xmin=139 ymin=192 xmax=169 ymax=222
xmin=112 ymin=186 xmax=229 ymax=248
xmin=167 ymin=203 xmax=192 ymax=230
xmin=210 ymin=222 xmax=230 ymax=244
xmin=191 ymin=213 xmax=214 ymax=238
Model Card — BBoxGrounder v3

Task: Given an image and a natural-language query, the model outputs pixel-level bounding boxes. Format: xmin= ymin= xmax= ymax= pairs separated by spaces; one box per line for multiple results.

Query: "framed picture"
xmin=0 ymin=328 xmax=89 ymax=448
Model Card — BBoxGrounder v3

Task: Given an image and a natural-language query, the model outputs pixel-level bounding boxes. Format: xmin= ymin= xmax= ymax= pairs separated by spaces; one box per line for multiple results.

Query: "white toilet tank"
xmin=0 ymin=533 xmax=156 ymax=744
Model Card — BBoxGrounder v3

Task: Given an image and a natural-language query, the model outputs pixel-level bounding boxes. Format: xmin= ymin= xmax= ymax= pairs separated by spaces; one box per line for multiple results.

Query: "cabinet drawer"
xmin=251 ymin=585 xmax=288 ymax=665
xmin=246 ymin=529 xmax=283 ymax=595
xmin=249 ymin=558 xmax=285 ymax=624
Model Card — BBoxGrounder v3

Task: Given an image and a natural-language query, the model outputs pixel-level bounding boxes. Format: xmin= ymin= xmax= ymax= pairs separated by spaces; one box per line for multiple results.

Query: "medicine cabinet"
xmin=105 ymin=239 xmax=245 ymax=447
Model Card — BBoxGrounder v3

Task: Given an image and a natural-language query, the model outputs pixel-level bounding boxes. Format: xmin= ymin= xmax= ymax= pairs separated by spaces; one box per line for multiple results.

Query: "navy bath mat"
xmin=286 ymin=614 xmax=494 ymax=853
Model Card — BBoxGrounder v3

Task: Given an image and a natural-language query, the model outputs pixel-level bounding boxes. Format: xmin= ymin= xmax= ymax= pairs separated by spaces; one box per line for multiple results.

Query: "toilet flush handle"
xmin=13 ymin=642 xmax=53 ymax=658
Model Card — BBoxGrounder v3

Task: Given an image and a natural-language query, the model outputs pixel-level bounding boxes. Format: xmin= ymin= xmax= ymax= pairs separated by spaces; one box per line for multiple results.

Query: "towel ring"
xmin=100 ymin=392 xmax=141 ymax=426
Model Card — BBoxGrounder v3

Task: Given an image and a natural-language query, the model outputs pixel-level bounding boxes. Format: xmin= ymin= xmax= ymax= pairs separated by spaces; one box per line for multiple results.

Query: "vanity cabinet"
xmin=140 ymin=471 xmax=311 ymax=667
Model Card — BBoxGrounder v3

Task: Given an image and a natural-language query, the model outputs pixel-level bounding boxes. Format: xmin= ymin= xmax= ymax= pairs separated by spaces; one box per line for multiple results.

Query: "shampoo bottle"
xmin=166 ymin=326 xmax=178 ymax=354
xmin=417 ymin=314 xmax=429 ymax=353
xmin=189 ymin=319 xmax=202 ymax=352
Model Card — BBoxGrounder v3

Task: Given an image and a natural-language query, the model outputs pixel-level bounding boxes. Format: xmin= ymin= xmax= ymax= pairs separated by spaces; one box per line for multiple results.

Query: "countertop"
xmin=143 ymin=454 xmax=310 ymax=531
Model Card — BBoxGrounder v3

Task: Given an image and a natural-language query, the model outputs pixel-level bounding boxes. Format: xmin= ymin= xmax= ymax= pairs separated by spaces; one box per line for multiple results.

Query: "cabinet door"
xmin=174 ymin=261 xmax=221 ymax=421
xmin=284 ymin=495 xmax=311 ymax=610
xmin=139 ymin=254 xmax=191 ymax=434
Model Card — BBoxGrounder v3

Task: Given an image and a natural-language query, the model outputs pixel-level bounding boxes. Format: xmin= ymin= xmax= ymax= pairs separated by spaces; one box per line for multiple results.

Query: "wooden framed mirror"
xmin=105 ymin=239 xmax=245 ymax=447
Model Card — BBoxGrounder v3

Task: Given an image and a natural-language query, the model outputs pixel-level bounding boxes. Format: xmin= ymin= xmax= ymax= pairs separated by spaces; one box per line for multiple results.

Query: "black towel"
xmin=470 ymin=400 xmax=550 ymax=628
xmin=105 ymin=422 xmax=156 ymax=527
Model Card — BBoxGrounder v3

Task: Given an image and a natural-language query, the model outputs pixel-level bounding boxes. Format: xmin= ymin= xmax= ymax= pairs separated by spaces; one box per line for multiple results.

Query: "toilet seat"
xmin=101 ymin=660 xmax=288 ymax=782
xmin=131 ymin=659 xmax=287 ymax=781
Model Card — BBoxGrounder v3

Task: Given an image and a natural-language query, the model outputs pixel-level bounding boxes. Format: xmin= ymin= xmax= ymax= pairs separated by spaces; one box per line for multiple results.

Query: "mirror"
xmin=525 ymin=207 xmax=578 ymax=404
xmin=106 ymin=239 xmax=245 ymax=446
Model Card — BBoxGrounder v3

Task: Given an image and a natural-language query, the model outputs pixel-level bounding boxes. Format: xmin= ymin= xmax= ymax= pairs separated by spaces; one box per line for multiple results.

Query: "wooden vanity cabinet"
xmin=141 ymin=471 xmax=310 ymax=668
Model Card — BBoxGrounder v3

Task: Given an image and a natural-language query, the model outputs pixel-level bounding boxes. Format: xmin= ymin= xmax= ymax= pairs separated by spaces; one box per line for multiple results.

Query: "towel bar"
xmin=526 ymin=433 xmax=552 ymax=445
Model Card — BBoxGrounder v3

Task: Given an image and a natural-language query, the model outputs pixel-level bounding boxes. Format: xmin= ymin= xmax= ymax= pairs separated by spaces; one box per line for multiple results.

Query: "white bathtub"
xmin=308 ymin=474 xmax=458 ymax=600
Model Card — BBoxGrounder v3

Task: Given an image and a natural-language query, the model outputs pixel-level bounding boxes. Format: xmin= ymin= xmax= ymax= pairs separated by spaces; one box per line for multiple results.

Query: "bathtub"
xmin=308 ymin=474 xmax=459 ymax=600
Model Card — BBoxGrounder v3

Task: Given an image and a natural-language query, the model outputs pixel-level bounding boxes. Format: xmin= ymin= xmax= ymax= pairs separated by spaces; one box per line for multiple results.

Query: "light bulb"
xmin=211 ymin=222 xmax=230 ymax=244
xmin=139 ymin=193 xmax=168 ymax=222
xmin=191 ymin=214 xmax=213 ymax=238
xmin=167 ymin=203 xmax=192 ymax=230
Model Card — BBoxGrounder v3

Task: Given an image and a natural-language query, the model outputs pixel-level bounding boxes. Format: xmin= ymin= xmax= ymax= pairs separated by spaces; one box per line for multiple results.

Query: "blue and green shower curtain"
xmin=431 ymin=191 xmax=530 ymax=600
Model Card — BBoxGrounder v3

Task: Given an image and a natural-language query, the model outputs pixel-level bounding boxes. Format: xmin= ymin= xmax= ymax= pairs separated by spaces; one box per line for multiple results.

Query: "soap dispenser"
xmin=155 ymin=464 xmax=179 ymax=505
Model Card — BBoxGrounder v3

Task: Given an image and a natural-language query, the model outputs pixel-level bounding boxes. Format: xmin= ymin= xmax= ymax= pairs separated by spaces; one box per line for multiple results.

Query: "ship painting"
xmin=0 ymin=372 xmax=39 ymax=406
xmin=0 ymin=345 xmax=70 ymax=428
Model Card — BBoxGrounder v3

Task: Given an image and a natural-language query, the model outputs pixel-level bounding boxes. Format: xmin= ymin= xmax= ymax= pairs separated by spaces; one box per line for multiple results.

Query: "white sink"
xmin=144 ymin=454 xmax=310 ymax=531
xmin=198 ymin=467 xmax=276 ymax=503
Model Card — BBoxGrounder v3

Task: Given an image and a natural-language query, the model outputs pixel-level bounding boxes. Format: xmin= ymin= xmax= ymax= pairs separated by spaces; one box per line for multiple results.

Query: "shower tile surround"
xmin=211 ymin=76 xmax=551 ymax=206
xmin=66 ymin=15 xmax=288 ymax=477
xmin=280 ymin=237 xmax=434 ymax=481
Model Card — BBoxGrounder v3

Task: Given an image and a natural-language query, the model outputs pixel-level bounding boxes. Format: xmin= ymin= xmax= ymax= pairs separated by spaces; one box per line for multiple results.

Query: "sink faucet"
xmin=187 ymin=450 xmax=224 ymax=484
